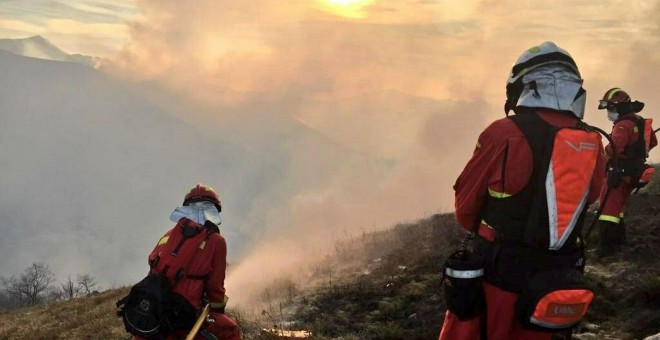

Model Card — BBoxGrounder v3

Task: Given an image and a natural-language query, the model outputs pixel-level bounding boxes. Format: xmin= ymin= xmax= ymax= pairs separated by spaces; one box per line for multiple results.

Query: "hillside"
xmin=256 ymin=165 xmax=660 ymax=340
xmin=1 ymin=167 xmax=659 ymax=339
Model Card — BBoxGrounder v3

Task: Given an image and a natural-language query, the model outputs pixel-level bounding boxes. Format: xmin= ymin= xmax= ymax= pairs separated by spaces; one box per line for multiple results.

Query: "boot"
xmin=597 ymin=220 xmax=625 ymax=257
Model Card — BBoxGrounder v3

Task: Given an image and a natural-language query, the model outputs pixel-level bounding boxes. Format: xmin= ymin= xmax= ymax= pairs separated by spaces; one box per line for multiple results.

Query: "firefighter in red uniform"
xmin=141 ymin=183 xmax=241 ymax=340
xmin=596 ymin=88 xmax=657 ymax=256
xmin=439 ymin=42 xmax=606 ymax=340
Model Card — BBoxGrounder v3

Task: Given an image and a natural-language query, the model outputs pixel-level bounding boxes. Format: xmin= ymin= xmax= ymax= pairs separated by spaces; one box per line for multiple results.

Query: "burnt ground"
xmin=257 ymin=166 xmax=660 ymax=340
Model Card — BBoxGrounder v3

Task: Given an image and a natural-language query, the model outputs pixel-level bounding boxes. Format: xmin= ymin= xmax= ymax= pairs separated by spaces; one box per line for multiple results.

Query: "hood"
xmin=516 ymin=64 xmax=586 ymax=119
xmin=169 ymin=205 xmax=222 ymax=225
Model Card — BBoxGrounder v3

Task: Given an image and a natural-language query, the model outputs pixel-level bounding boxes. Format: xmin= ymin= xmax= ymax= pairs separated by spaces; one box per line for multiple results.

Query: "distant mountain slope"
xmin=0 ymin=49 xmax=247 ymax=286
xmin=0 ymin=35 xmax=99 ymax=67
xmin=0 ymin=48 xmax=393 ymax=292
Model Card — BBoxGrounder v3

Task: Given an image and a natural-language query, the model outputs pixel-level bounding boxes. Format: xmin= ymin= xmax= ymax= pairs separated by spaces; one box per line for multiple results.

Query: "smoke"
xmin=3 ymin=0 xmax=660 ymax=308
xmin=98 ymin=0 xmax=660 ymax=307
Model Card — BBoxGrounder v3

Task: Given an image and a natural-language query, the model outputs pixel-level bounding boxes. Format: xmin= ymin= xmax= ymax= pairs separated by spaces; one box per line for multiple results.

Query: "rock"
xmin=644 ymin=332 xmax=660 ymax=340
xmin=572 ymin=332 xmax=600 ymax=340
xmin=582 ymin=322 xmax=600 ymax=332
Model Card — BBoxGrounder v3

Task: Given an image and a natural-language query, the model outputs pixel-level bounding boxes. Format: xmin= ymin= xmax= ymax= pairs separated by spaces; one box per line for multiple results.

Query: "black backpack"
xmin=117 ymin=275 xmax=198 ymax=339
xmin=117 ymin=221 xmax=208 ymax=339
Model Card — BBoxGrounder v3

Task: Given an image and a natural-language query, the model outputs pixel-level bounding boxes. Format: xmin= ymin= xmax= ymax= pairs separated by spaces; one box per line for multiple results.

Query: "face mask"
xmin=607 ymin=110 xmax=618 ymax=122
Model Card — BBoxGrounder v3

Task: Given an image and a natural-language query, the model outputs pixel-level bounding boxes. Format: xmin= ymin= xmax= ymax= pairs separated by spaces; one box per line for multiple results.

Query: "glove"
xmin=209 ymin=295 xmax=229 ymax=313
xmin=635 ymin=166 xmax=655 ymax=189
xmin=115 ymin=296 xmax=127 ymax=317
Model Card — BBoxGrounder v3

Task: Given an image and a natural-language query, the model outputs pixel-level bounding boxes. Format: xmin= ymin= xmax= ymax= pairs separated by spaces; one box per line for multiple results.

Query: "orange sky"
xmin=100 ymin=0 xmax=660 ymax=166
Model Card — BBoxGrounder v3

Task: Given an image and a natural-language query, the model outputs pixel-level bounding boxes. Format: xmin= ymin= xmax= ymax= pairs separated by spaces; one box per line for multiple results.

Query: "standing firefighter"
xmin=118 ymin=183 xmax=241 ymax=340
xmin=595 ymin=88 xmax=657 ymax=256
xmin=438 ymin=42 xmax=606 ymax=340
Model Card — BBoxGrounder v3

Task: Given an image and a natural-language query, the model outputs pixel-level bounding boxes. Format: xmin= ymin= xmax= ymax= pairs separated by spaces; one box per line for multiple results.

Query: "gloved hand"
xmin=597 ymin=220 xmax=626 ymax=257
xmin=635 ymin=165 xmax=655 ymax=189
xmin=115 ymin=297 xmax=127 ymax=317
xmin=209 ymin=295 xmax=229 ymax=314
xmin=607 ymin=165 xmax=622 ymax=188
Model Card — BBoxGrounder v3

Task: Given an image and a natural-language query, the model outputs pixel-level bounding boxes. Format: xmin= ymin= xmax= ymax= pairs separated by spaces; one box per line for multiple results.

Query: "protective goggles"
xmin=598 ymin=100 xmax=614 ymax=110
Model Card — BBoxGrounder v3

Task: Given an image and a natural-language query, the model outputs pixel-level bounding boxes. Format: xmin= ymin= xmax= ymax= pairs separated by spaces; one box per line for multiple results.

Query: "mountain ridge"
xmin=0 ymin=35 xmax=100 ymax=67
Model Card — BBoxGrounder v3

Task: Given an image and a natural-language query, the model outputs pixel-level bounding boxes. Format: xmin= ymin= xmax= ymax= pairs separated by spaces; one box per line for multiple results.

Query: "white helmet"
xmin=505 ymin=41 xmax=586 ymax=119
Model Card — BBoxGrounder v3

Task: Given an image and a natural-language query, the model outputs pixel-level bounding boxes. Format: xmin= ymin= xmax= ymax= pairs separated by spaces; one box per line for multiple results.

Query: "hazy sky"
xmin=3 ymin=1 xmax=660 ymax=127
xmin=2 ymin=0 xmax=660 ymax=306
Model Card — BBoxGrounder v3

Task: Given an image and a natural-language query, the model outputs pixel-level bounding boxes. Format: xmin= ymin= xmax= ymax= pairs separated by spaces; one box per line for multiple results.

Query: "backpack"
xmin=482 ymin=112 xmax=602 ymax=252
xmin=117 ymin=219 xmax=209 ymax=339
xmin=616 ymin=116 xmax=654 ymax=181
xmin=479 ymin=112 xmax=602 ymax=331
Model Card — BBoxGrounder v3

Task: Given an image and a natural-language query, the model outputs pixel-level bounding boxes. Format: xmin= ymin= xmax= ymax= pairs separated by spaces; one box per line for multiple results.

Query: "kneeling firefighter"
xmin=594 ymin=88 xmax=657 ymax=257
xmin=438 ymin=42 xmax=606 ymax=340
xmin=118 ymin=183 xmax=241 ymax=340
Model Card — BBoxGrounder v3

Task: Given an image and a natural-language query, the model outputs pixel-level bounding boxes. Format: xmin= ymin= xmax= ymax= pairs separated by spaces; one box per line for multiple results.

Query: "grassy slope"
xmin=1 ymin=168 xmax=659 ymax=339
xmin=0 ymin=288 xmax=129 ymax=339
xmin=283 ymin=166 xmax=660 ymax=340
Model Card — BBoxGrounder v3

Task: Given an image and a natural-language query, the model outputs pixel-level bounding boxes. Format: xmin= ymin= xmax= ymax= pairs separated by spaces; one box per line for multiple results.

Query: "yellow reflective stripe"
xmin=528 ymin=45 xmax=542 ymax=53
xmin=157 ymin=236 xmax=170 ymax=246
xmin=209 ymin=295 xmax=229 ymax=309
xmin=607 ymin=88 xmax=624 ymax=100
xmin=488 ymin=188 xmax=511 ymax=198
xmin=599 ymin=215 xmax=621 ymax=223
xmin=199 ymin=240 xmax=206 ymax=250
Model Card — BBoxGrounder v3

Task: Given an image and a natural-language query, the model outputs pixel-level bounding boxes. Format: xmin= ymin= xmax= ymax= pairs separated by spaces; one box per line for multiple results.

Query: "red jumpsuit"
xmin=138 ymin=218 xmax=241 ymax=340
xmin=599 ymin=114 xmax=657 ymax=223
xmin=439 ymin=109 xmax=605 ymax=340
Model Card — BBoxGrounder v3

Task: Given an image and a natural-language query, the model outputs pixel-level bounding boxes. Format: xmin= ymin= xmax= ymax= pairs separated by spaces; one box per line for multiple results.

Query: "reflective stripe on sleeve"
xmin=157 ymin=236 xmax=169 ymax=246
xmin=445 ymin=268 xmax=484 ymax=279
xmin=488 ymin=188 xmax=511 ymax=198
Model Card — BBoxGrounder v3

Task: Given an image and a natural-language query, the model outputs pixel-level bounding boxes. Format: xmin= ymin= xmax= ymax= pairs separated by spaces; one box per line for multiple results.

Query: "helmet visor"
xmin=598 ymin=100 xmax=611 ymax=110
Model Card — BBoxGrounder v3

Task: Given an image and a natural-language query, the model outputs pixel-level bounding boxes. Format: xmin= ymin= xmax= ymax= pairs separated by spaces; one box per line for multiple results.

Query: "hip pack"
xmin=516 ymin=269 xmax=594 ymax=332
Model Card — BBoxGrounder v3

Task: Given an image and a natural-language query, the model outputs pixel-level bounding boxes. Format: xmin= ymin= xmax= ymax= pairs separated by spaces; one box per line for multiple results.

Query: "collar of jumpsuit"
xmin=169 ymin=201 xmax=222 ymax=225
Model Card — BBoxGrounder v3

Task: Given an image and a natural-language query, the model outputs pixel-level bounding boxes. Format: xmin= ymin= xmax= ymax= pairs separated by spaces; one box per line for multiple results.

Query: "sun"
xmin=317 ymin=0 xmax=375 ymax=19
xmin=326 ymin=0 xmax=368 ymax=4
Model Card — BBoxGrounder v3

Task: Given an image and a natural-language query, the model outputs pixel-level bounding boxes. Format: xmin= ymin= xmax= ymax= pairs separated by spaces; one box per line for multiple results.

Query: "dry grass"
xmin=0 ymin=288 xmax=129 ymax=339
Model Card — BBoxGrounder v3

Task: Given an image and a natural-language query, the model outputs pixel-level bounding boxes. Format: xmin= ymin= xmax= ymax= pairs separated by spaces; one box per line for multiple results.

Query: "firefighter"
xmin=439 ymin=42 xmax=606 ymax=340
xmin=139 ymin=183 xmax=241 ymax=340
xmin=596 ymin=89 xmax=657 ymax=256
